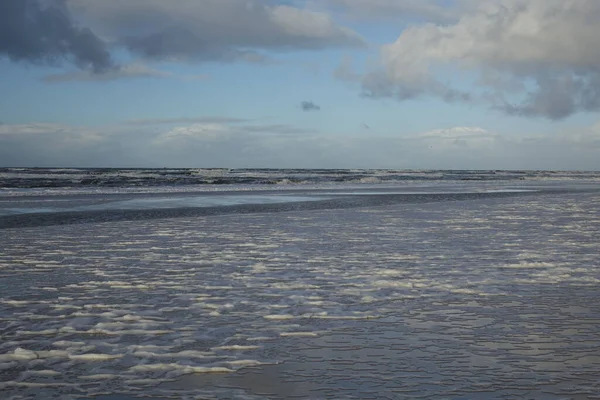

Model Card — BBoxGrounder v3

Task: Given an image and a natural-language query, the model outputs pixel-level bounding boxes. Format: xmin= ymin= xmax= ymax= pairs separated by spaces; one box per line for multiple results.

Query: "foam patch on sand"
xmin=2 ymin=189 xmax=600 ymax=398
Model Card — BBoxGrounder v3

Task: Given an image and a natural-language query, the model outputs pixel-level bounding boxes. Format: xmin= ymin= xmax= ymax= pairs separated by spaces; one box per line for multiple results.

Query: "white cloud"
xmin=0 ymin=123 xmax=70 ymax=135
xmin=366 ymin=0 xmax=600 ymax=119
xmin=0 ymin=123 xmax=125 ymax=166
xmin=155 ymin=123 xmax=233 ymax=145
xmin=0 ymin=123 xmax=107 ymax=146
xmin=2 ymin=120 xmax=600 ymax=170
xmin=418 ymin=127 xmax=496 ymax=149
xmin=124 ymin=117 xmax=250 ymax=126
xmin=269 ymin=5 xmax=358 ymax=41
xmin=418 ymin=126 xmax=490 ymax=139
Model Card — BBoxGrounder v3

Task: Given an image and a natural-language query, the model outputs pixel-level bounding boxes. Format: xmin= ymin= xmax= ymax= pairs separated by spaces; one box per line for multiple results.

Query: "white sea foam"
xmin=128 ymin=363 xmax=234 ymax=377
xmin=2 ymin=185 xmax=600 ymax=398
xmin=279 ymin=332 xmax=319 ymax=337
xmin=226 ymin=360 xmax=265 ymax=367
xmin=263 ymin=314 xmax=295 ymax=320
xmin=69 ymin=354 xmax=122 ymax=361
xmin=212 ymin=345 xmax=260 ymax=351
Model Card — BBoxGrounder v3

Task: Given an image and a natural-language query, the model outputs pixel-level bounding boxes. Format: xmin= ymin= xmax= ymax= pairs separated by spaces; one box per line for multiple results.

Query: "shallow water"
xmin=1 ymin=185 xmax=600 ymax=399
xmin=0 ymin=194 xmax=327 ymax=217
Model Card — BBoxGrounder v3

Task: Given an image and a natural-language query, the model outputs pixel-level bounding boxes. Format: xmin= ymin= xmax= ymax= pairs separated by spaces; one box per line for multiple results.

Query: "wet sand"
xmin=2 ymin=188 xmax=600 ymax=399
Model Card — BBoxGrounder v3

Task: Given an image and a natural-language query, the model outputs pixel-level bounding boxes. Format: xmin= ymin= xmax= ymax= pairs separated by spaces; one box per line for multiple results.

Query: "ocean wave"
xmin=3 ymin=168 xmax=598 ymax=190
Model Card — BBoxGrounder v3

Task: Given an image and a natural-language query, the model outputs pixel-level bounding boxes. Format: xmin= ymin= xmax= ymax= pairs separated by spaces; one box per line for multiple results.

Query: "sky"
xmin=1 ymin=0 xmax=600 ymax=170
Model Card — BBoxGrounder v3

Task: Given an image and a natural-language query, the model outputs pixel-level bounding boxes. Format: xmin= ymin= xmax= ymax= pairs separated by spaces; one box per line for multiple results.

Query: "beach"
xmin=1 ymin=175 xmax=600 ymax=399
xmin=5 ymin=0 xmax=600 ymax=396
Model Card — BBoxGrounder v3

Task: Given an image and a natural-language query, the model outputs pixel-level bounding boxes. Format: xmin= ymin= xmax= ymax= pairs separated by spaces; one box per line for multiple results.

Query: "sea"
xmin=1 ymin=168 xmax=600 ymax=399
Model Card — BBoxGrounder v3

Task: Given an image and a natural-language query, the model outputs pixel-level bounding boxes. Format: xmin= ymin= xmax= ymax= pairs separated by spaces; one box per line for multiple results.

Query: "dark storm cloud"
xmin=1 ymin=0 xmax=364 ymax=75
xmin=301 ymin=101 xmax=321 ymax=112
xmin=68 ymin=0 xmax=365 ymax=63
xmin=120 ymin=29 xmax=273 ymax=63
xmin=0 ymin=0 xmax=112 ymax=72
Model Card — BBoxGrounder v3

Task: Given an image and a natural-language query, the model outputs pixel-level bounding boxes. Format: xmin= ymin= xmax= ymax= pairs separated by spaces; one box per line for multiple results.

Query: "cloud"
xmin=125 ymin=117 xmax=250 ymax=126
xmin=154 ymin=123 xmax=232 ymax=145
xmin=334 ymin=55 xmax=361 ymax=82
xmin=418 ymin=126 xmax=497 ymax=149
xmin=1 ymin=0 xmax=364 ymax=76
xmin=418 ymin=126 xmax=491 ymax=139
xmin=301 ymin=101 xmax=321 ymax=111
xmin=366 ymin=0 xmax=600 ymax=119
xmin=42 ymin=63 xmax=176 ymax=82
xmin=3 ymin=120 xmax=600 ymax=170
xmin=66 ymin=0 xmax=365 ymax=63
xmin=43 ymin=64 xmax=210 ymax=83
xmin=149 ymin=121 xmax=324 ymax=166
xmin=0 ymin=123 xmax=127 ymax=166
xmin=361 ymin=70 xmax=472 ymax=103
xmin=0 ymin=123 xmax=77 ymax=136
xmin=154 ymin=122 xmax=317 ymax=145
xmin=0 ymin=0 xmax=113 ymax=72
xmin=323 ymin=0 xmax=460 ymax=23
xmin=125 ymin=117 xmax=314 ymax=134
xmin=239 ymin=124 xmax=318 ymax=135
